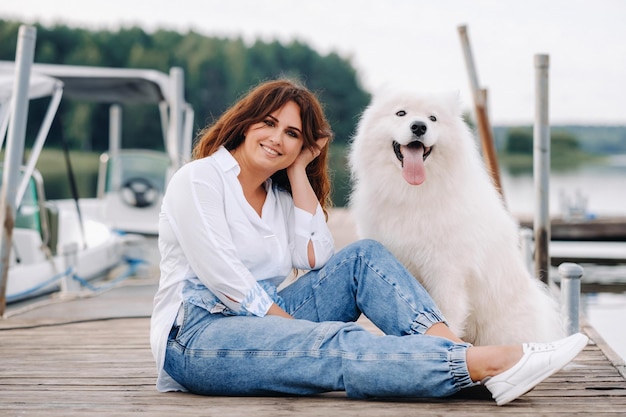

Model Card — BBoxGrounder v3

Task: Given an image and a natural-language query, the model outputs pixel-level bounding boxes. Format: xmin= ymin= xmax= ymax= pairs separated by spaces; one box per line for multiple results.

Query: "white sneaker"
xmin=483 ymin=332 xmax=588 ymax=406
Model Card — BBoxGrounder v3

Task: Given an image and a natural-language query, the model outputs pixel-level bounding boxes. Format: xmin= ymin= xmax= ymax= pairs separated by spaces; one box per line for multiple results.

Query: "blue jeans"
xmin=164 ymin=239 xmax=475 ymax=398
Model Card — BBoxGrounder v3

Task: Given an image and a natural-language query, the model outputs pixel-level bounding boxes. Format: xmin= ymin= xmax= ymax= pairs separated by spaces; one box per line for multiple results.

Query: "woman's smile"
xmin=260 ymin=143 xmax=281 ymax=157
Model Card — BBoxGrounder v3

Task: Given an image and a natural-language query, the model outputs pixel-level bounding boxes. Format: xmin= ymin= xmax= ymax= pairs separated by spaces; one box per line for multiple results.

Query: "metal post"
xmin=559 ymin=262 xmax=583 ymax=335
xmin=0 ymin=105 xmax=10 ymax=148
xmin=158 ymin=101 xmax=169 ymax=151
xmin=16 ymin=81 xmax=63 ymax=208
xmin=534 ymin=54 xmax=551 ymax=284
xmin=108 ymin=104 xmax=122 ymax=192
xmin=182 ymin=104 xmax=195 ymax=163
xmin=109 ymin=104 xmax=122 ymax=158
xmin=167 ymin=67 xmax=184 ymax=171
xmin=0 ymin=25 xmax=37 ymax=316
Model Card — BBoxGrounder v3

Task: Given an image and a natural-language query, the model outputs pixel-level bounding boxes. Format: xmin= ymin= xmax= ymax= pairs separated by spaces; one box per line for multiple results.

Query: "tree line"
xmin=0 ymin=19 xmax=371 ymax=151
xmin=3 ymin=19 xmax=624 ymax=157
xmin=2 ymin=19 xmax=622 ymax=205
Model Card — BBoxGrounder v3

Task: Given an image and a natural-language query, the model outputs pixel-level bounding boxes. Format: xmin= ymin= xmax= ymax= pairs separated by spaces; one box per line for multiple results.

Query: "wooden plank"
xmin=518 ymin=215 xmax=626 ymax=242
xmin=0 ymin=317 xmax=624 ymax=417
xmin=1 ymin=391 xmax=626 ymax=417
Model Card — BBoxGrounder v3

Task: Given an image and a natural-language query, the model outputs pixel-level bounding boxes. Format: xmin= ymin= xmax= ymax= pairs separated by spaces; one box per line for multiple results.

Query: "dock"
xmin=518 ymin=215 xmax=626 ymax=242
xmin=514 ymin=215 xmax=626 ymax=266
xmin=1 ymin=208 xmax=626 ymax=416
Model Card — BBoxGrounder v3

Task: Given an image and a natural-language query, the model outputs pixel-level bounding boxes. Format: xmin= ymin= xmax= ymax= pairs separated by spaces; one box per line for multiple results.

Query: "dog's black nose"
xmin=410 ymin=121 xmax=427 ymax=136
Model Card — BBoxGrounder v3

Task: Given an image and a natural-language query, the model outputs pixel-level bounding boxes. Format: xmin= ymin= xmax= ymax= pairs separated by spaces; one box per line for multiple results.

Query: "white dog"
xmin=348 ymin=90 xmax=564 ymax=346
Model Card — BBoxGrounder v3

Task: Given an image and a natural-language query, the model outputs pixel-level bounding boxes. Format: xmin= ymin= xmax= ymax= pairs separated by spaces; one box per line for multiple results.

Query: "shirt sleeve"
xmin=163 ymin=163 xmax=274 ymax=317
xmin=290 ymin=204 xmax=335 ymax=270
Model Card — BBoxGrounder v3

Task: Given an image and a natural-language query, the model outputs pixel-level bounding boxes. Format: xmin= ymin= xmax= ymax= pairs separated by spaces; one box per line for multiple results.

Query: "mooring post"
xmin=0 ymin=25 xmax=37 ymax=317
xmin=559 ymin=262 xmax=583 ymax=335
xmin=534 ymin=54 xmax=551 ymax=284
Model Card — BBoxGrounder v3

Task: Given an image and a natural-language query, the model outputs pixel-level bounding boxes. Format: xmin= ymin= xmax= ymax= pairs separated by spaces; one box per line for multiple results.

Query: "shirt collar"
xmin=212 ymin=146 xmax=273 ymax=190
xmin=213 ymin=146 xmax=240 ymax=175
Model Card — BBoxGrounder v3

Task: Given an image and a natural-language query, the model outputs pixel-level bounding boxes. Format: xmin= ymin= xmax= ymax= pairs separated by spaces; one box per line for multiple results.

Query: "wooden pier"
xmin=518 ymin=215 xmax=626 ymax=242
xmin=1 ymin=208 xmax=625 ymax=416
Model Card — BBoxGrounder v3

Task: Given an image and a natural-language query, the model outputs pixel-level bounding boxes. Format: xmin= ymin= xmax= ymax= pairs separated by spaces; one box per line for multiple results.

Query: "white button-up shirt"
xmin=150 ymin=146 xmax=335 ymax=391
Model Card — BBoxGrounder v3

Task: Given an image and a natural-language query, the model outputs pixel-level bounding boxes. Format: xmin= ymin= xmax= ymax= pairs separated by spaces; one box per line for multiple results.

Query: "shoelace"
xmin=525 ymin=342 xmax=557 ymax=352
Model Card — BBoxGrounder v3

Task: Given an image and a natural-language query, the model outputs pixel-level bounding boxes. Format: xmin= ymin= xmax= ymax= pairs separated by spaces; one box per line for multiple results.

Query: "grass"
xmin=26 ymin=148 xmax=101 ymax=199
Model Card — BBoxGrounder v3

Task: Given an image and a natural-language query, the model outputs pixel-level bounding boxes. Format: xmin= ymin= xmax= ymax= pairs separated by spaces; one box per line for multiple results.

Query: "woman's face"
xmin=237 ymin=101 xmax=304 ymax=176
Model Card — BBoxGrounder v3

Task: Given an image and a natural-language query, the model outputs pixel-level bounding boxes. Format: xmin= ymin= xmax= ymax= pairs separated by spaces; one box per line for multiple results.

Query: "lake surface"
xmin=501 ymin=155 xmax=626 ymax=218
xmin=584 ymin=292 xmax=626 ymax=362
xmin=500 ymin=157 xmax=626 ymax=361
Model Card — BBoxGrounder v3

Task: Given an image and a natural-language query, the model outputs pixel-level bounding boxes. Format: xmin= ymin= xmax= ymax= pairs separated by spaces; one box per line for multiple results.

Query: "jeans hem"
xmin=410 ymin=311 xmax=448 ymax=334
xmin=449 ymin=344 xmax=479 ymax=390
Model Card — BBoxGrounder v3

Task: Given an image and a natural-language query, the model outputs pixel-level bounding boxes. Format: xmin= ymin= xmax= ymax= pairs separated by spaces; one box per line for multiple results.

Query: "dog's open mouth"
xmin=392 ymin=140 xmax=433 ymax=186
xmin=392 ymin=140 xmax=433 ymax=164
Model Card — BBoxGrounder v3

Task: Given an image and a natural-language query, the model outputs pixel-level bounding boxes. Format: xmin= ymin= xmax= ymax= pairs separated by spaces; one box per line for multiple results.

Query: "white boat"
xmin=1 ymin=66 xmax=127 ymax=304
xmin=0 ymin=61 xmax=195 ymax=236
xmin=1 ymin=25 xmax=194 ymax=306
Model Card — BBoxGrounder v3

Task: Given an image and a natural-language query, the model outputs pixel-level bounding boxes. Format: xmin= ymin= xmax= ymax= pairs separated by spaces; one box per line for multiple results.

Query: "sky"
xmin=2 ymin=0 xmax=626 ymax=125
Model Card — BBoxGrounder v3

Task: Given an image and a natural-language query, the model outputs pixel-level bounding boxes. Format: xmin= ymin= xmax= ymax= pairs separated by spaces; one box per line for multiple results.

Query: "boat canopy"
xmin=0 ymin=69 xmax=62 ymax=102
xmin=0 ymin=67 xmax=64 ymax=208
xmin=0 ymin=62 xmax=172 ymax=104
xmin=0 ymin=60 xmax=194 ymax=170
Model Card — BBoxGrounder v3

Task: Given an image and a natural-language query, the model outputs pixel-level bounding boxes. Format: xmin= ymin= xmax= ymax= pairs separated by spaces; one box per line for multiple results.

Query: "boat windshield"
xmin=103 ymin=150 xmax=170 ymax=195
xmin=0 ymin=166 xmax=42 ymax=233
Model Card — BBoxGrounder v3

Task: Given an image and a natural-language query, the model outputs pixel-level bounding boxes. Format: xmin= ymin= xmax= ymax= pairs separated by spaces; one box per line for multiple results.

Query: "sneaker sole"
xmin=496 ymin=333 xmax=588 ymax=406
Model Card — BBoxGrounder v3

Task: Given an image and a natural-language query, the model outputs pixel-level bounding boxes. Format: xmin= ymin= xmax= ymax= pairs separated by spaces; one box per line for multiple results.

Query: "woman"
xmin=150 ymin=79 xmax=587 ymax=406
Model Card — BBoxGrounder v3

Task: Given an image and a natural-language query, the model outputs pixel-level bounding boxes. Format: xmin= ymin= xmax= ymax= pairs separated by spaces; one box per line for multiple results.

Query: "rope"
xmin=5 ymin=256 xmax=146 ymax=303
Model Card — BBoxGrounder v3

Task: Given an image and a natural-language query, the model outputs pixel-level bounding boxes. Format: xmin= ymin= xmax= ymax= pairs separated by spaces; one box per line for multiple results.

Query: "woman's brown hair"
xmin=192 ymin=79 xmax=334 ymax=215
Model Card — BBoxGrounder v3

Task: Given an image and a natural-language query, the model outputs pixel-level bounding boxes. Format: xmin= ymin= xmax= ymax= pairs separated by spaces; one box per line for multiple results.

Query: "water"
xmin=501 ymin=158 xmax=626 ymax=217
xmin=500 ymin=158 xmax=626 ymax=361
xmin=584 ymin=293 xmax=626 ymax=361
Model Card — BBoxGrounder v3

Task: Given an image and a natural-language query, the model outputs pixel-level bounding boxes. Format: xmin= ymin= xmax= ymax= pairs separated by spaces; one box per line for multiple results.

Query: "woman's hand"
xmin=288 ymin=137 xmax=329 ymax=172
xmin=266 ymin=303 xmax=294 ymax=319
xmin=286 ymin=136 xmax=327 ymax=214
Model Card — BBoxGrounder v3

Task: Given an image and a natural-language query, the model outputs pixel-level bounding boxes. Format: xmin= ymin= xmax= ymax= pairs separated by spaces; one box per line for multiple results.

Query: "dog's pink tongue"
xmin=401 ymin=145 xmax=426 ymax=185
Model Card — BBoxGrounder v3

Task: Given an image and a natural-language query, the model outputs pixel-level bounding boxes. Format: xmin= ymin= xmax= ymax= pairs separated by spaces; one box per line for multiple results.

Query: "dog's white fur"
xmin=348 ymin=90 xmax=564 ymax=345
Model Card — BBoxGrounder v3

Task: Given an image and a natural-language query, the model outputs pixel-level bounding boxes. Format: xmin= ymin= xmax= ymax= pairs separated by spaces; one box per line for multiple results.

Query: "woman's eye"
xmin=286 ymin=130 xmax=299 ymax=138
xmin=396 ymin=110 xmax=406 ymax=117
xmin=264 ymin=119 xmax=275 ymax=127
xmin=429 ymin=115 xmax=437 ymax=122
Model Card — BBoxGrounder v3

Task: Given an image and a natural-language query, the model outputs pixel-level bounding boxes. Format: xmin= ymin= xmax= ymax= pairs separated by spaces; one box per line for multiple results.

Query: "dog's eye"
xmin=396 ymin=110 xmax=406 ymax=117
xmin=429 ymin=115 xmax=437 ymax=122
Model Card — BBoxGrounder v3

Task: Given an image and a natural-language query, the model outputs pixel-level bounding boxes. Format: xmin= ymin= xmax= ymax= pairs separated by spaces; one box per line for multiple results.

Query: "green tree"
xmin=505 ymin=127 xmax=533 ymax=154
xmin=551 ymin=129 xmax=581 ymax=155
xmin=1 ymin=19 xmax=370 ymax=152
xmin=504 ymin=126 xmax=580 ymax=156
